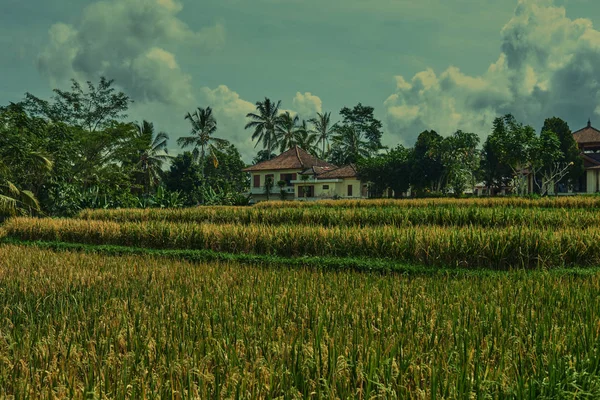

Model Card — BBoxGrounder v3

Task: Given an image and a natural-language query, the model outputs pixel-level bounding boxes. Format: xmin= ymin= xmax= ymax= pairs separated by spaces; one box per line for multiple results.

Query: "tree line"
xmin=0 ymin=77 xmax=586 ymax=217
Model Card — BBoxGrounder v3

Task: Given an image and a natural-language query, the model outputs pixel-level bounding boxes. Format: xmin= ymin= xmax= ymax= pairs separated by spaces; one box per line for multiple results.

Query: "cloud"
xmin=36 ymin=0 xmax=323 ymax=163
xmin=199 ymin=85 xmax=257 ymax=161
xmin=37 ymin=0 xmax=225 ymax=106
xmin=291 ymin=92 xmax=323 ymax=119
xmin=384 ymin=0 xmax=600 ymax=145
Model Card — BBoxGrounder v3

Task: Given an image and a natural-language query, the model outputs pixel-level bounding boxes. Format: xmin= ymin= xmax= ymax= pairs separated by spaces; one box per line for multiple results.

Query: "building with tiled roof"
xmin=243 ymin=146 xmax=366 ymax=201
xmin=573 ymin=120 xmax=600 ymax=151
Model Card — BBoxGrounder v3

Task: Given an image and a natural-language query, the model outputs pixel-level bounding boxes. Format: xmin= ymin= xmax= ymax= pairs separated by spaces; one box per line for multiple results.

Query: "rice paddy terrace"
xmin=2 ymin=197 xmax=600 ymax=398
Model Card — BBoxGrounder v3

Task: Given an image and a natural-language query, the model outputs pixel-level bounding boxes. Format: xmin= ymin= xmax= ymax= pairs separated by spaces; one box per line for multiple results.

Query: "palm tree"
xmin=309 ymin=112 xmax=336 ymax=159
xmin=330 ymin=126 xmax=371 ymax=165
xmin=177 ymin=107 xmax=230 ymax=203
xmin=134 ymin=121 xmax=171 ymax=195
xmin=0 ymin=154 xmax=51 ymax=217
xmin=275 ymin=112 xmax=304 ymax=152
xmin=245 ymin=98 xmax=281 ymax=158
xmin=296 ymin=120 xmax=319 ymax=155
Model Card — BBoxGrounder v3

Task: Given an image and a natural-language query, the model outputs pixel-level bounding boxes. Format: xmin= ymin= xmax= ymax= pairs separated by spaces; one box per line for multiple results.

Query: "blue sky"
xmin=2 ymin=0 xmax=600 ymax=161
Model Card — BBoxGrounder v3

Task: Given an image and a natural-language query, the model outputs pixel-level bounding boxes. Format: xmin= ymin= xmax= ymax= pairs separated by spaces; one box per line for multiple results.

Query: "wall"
xmin=250 ymin=169 xmax=302 ymax=195
xmin=587 ymin=170 xmax=598 ymax=193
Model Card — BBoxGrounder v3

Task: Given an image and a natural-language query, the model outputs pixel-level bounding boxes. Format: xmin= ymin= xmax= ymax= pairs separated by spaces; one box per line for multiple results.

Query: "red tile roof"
xmin=243 ymin=146 xmax=334 ymax=172
xmin=573 ymin=121 xmax=600 ymax=145
xmin=316 ymin=164 xmax=359 ymax=180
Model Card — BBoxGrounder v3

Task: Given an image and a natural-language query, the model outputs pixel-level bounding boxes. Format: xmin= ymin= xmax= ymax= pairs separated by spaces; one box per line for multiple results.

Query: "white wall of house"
xmin=249 ymin=169 xmax=301 ymax=196
xmin=587 ymin=170 xmax=599 ymax=193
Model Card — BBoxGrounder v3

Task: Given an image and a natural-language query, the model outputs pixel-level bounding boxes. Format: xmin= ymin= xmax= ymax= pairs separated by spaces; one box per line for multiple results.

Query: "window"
xmin=280 ymin=173 xmax=296 ymax=186
xmin=347 ymin=184 xmax=353 ymax=196
xmin=322 ymin=185 xmax=329 ymax=190
xmin=253 ymin=175 xmax=260 ymax=188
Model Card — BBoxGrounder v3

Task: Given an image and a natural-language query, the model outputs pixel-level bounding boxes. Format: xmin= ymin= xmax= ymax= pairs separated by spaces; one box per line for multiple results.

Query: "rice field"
xmin=79 ymin=204 xmax=600 ymax=228
xmin=5 ymin=213 xmax=600 ymax=269
xmin=2 ymin=244 xmax=600 ymax=399
xmin=5 ymin=198 xmax=600 ymax=397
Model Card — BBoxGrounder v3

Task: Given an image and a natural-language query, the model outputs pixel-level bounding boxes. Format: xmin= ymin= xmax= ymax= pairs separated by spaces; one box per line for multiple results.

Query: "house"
xmin=242 ymin=146 xmax=366 ymax=201
xmin=524 ymin=120 xmax=600 ymax=195
xmin=573 ymin=120 xmax=600 ymax=194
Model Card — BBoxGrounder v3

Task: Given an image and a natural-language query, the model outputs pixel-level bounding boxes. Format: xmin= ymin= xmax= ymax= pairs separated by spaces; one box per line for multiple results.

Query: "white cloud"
xmin=292 ymin=92 xmax=323 ymax=119
xmin=199 ymin=85 xmax=257 ymax=161
xmin=37 ymin=0 xmax=225 ymax=106
xmin=384 ymin=0 xmax=600 ymax=145
xmin=36 ymin=0 xmax=323 ymax=162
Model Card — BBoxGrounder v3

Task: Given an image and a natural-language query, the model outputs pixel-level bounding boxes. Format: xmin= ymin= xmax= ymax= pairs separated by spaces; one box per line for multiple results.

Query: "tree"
xmin=410 ymin=130 xmax=445 ymax=193
xmin=275 ymin=112 xmax=303 ymax=152
xmin=439 ymin=130 xmax=480 ymax=195
xmin=339 ymin=103 xmax=385 ymax=155
xmin=252 ymin=150 xmax=275 ymax=165
xmin=530 ymin=130 xmax=572 ymax=196
xmin=357 ymin=145 xmax=411 ymax=198
xmin=132 ymin=121 xmax=171 ymax=195
xmin=296 ymin=120 xmax=319 ymax=156
xmin=245 ymin=98 xmax=282 ymax=158
xmin=200 ymin=144 xmax=248 ymax=195
xmin=309 ymin=112 xmax=336 ymax=159
xmin=486 ymin=115 xmax=537 ymax=195
xmin=329 ymin=126 xmax=371 ymax=165
xmin=24 ymin=77 xmax=130 ymax=132
xmin=165 ymin=152 xmax=203 ymax=206
xmin=177 ymin=107 xmax=230 ymax=203
xmin=264 ymin=175 xmax=274 ymax=200
xmin=541 ymin=117 xmax=583 ymax=189
xmin=277 ymin=180 xmax=287 ymax=200
xmin=0 ymin=104 xmax=54 ymax=217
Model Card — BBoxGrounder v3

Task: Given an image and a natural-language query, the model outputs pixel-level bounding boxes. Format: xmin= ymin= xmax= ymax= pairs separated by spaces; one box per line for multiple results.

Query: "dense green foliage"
xmin=0 ymin=78 xmax=249 ymax=217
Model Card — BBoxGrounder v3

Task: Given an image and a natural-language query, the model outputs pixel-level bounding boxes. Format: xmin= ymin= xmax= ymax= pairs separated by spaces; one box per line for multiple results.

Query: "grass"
xmin=2 ymin=244 xmax=600 ymax=398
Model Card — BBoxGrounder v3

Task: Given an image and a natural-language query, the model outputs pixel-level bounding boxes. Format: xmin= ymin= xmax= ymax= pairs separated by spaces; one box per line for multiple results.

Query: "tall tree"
xmin=410 ymin=130 xmax=445 ymax=193
xmin=530 ymin=130 xmax=568 ymax=195
xmin=132 ymin=121 xmax=171 ymax=195
xmin=309 ymin=112 xmax=336 ymax=159
xmin=339 ymin=103 xmax=385 ymax=155
xmin=486 ymin=115 xmax=537 ymax=195
xmin=275 ymin=112 xmax=303 ymax=152
xmin=439 ymin=130 xmax=480 ymax=195
xmin=245 ymin=98 xmax=282 ymax=158
xmin=0 ymin=105 xmax=53 ymax=216
xmin=358 ymin=145 xmax=411 ymax=198
xmin=330 ymin=126 xmax=371 ymax=165
xmin=24 ymin=77 xmax=130 ymax=132
xmin=296 ymin=120 xmax=319 ymax=156
xmin=165 ymin=152 xmax=203 ymax=206
xmin=541 ymin=117 xmax=584 ymax=188
xmin=177 ymin=107 xmax=230 ymax=202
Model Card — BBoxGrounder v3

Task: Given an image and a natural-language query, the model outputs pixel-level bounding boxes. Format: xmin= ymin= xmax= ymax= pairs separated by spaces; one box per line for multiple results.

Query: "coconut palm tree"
xmin=177 ymin=107 xmax=230 ymax=203
xmin=245 ymin=98 xmax=281 ymax=158
xmin=0 ymin=154 xmax=51 ymax=217
xmin=296 ymin=120 xmax=319 ymax=155
xmin=134 ymin=121 xmax=171 ymax=195
xmin=275 ymin=112 xmax=304 ymax=152
xmin=330 ymin=125 xmax=371 ymax=165
xmin=309 ymin=112 xmax=336 ymax=159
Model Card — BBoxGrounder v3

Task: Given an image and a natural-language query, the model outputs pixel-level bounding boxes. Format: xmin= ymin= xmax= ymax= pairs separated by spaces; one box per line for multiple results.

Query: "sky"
xmin=2 ymin=0 xmax=600 ymax=162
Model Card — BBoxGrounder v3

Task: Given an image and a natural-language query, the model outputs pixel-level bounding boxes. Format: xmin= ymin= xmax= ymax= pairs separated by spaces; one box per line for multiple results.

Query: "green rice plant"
xmin=254 ymin=196 xmax=600 ymax=209
xmin=79 ymin=205 xmax=600 ymax=229
xmin=7 ymin=217 xmax=600 ymax=269
xmin=1 ymin=245 xmax=600 ymax=398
